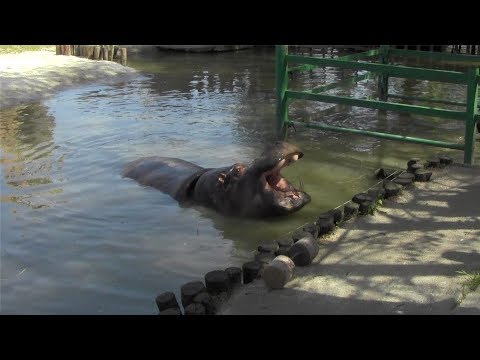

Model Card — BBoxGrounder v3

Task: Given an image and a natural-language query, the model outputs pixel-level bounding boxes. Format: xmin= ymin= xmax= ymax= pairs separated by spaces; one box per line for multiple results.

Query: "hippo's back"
xmin=123 ymin=157 xmax=208 ymax=201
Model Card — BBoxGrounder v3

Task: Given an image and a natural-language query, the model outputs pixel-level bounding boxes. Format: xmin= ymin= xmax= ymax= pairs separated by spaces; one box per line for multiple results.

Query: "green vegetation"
xmin=0 ymin=45 xmax=55 ymax=55
xmin=456 ymin=269 xmax=480 ymax=304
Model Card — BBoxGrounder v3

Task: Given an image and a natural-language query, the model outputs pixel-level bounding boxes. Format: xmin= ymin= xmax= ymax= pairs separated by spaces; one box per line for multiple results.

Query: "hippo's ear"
xmin=217 ymin=172 xmax=230 ymax=188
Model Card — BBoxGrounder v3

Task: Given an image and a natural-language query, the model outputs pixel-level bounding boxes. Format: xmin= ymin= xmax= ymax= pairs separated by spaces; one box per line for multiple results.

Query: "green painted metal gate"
xmin=276 ymin=45 xmax=480 ymax=164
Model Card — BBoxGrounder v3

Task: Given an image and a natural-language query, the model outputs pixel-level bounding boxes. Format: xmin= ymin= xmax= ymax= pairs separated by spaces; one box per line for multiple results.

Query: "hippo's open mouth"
xmin=260 ymin=151 xmax=310 ymax=212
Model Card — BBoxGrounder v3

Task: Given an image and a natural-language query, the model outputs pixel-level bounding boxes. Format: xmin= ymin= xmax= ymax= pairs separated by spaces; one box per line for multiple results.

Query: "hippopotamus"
xmin=122 ymin=141 xmax=311 ymax=217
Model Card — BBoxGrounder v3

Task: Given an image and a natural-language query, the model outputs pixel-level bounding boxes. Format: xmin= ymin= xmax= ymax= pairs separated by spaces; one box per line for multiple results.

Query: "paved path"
xmin=221 ymin=164 xmax=480 ymax=315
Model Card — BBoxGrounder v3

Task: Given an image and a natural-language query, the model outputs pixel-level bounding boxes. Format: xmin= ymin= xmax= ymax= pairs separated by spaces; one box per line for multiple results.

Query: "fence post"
xmin=464 ymin=67 xmax=479 ymax=164
xmin=276 ymin=45 xmax=289 ymax=139
xmin=377 ymin=45 xmax=389 ymax=101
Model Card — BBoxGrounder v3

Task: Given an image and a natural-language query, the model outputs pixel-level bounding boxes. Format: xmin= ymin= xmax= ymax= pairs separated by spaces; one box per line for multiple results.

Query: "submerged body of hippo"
xmin=122 ymin=142 xmax=311 ymax=217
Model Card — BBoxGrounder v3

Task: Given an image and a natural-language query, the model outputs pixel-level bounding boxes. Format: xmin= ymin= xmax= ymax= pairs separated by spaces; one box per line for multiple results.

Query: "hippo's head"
xmin=204 ymin=141 xmax=311 ymax=217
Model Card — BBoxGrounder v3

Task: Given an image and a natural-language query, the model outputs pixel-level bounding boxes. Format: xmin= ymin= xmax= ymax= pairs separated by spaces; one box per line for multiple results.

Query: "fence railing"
xmin=276 ymin=45 xmax=480 ymax=164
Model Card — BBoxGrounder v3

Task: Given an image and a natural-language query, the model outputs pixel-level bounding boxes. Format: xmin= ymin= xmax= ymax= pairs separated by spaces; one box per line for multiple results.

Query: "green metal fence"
xmin=276 ymin=45 xmax=480 ymax=164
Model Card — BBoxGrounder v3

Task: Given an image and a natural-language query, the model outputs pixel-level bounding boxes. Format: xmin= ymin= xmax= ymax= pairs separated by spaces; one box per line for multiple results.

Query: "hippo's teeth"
xmin=274 ymin=159 xmax=286 ymax=172
xmin=292 ymin=154 xmax=299 ymax=162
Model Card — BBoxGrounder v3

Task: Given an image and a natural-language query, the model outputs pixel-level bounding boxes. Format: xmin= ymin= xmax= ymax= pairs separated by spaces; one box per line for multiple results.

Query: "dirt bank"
xmin=0 ymin=50 xmax=139 ymax=109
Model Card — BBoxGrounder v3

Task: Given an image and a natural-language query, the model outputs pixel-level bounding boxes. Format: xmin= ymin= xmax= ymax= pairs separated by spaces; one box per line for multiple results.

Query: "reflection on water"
xmin=1 ymin=48 xmax=478 ymax=314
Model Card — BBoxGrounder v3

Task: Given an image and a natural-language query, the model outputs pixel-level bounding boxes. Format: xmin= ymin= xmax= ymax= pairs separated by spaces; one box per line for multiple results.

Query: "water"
xmin=1 ymin=47 xmax=478 ymax=314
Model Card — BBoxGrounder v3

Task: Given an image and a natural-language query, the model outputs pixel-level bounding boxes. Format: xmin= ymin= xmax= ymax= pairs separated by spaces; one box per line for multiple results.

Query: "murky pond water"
xmin=1 ymin=47 xmax=478 ymax=314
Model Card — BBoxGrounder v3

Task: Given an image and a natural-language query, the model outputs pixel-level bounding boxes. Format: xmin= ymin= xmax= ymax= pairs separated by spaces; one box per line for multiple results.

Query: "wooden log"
xmin=93 ymin=46 xmax=101 ymax=60
xmin=60 ymin=45 xmax=70 ymax=55
xmin=155 ymin=292 xmax=180 ymax=312
xmin=254 ymin=251 xmax=275 ymax=265
xmin=277 ymin=237 xmax=293 ymax=248
xmin=120 ymin=47 xmax=127 ymax=66
xmin=159 ymin=307 xmax=182 ymax=315
xmin=288 ymin=235 xmax=319 ymax=266
xmin=180 ymin=281 xmax=206 ymax=308
xmin=204 ymin=270 xmax=230 ymax=295
xmin=316 ymin=213 xmax=335 ymax=235
xmin=242 ymin=261 xmax=263 ymax=284
xmin=407 ymin=158 xmax=421 ymax=167
xmin=439 ymin=155 xmax=453 ymax=165
xmin=292 ymin=229 xmax=312 ymax=243
xmin=414 ymin=170 xmax=432 ymax=182
xmin=257 ymin=243 xmax=278 ymax=253
xmin=193 ymin=292 xmax=215 ymax=315
xmin=407 ymin=163 xmax=423 ymax=173
xmin=263 ymin=255 xmax=296 ymax=289
xmin=352 ymin=193 xmax=374 ymax=204
xmin=108 ymin=45 xmax=115 ymax=61
xmin=103 ymin=46 xmax=109 ymax=61
xmin=359 ymin=201 xmax=373 ymax=215
xmin=225 ymin=267 xmax=242 ymax=285
xmin=344 ymin=202 xmax=359 ymax=220
xmin=328 ymin=208 xmax=344 ymax=224
xmin=184 ymin=303 xmax=206 ymax=315
xmin=383 ymin=181 xmax=402 ymax=198
xmin=86 ymin=46 xmax=94 ymax=60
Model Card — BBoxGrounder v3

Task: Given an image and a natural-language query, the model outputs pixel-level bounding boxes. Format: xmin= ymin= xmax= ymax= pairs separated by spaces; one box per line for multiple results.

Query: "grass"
xmin=0 ymin=45 xmax=55 ymax=55
xmin=456 ymin=269 xmax=480 ymax=304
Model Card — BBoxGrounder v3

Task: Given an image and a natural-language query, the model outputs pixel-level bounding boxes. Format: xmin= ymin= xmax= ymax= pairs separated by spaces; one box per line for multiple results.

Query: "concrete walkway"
xmin=221 ymin=164 xmax=480 ymax=315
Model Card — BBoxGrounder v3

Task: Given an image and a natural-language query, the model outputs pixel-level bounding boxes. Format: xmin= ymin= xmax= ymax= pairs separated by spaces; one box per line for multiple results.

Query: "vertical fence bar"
xmin=464 ymin=67 xmax=479 ymax=164
xmin=377 ymin=45 xmax=390 ymax=101
xmin=276 ymin=45 xmax=289 ymax=139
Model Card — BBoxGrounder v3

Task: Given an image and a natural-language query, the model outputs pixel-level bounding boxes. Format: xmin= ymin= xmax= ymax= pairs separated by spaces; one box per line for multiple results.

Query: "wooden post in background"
xmin=93 ymin=46 xmax=101 ymax=60
xmin=120 ymin=48 xmax=127 ymax=66
xmin=102 ymin=45 xmax=109 ymax=60
xmin=108 ymin=45 xmax=114 ymax=61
